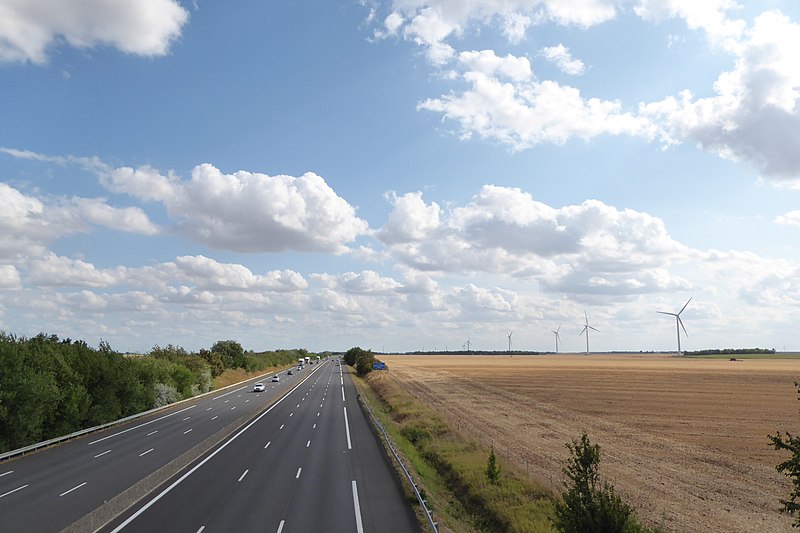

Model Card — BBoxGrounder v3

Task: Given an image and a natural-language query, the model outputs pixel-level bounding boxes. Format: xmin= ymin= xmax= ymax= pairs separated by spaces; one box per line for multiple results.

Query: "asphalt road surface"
xmin=1 ymin=359 xmax=419 ymax=532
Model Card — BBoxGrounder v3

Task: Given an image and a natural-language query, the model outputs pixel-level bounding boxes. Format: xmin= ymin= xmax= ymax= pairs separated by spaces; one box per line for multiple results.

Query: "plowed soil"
xmin=380 ymin=354 xmax=799 ymax=533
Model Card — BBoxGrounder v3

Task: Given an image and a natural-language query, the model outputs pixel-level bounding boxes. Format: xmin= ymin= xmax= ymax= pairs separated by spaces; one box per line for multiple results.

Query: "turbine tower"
xmin=579 ymin=312 xmax=599 ymax=355
xmin=658 ymin=298 xmax=692 ymax=356
xmin=465 ymin=336 xmax=472 ymax=353
xmin=507 ymin=331 xmax=513 ymax=352
xmin=552 ymin=325 xmax=561 ymax=354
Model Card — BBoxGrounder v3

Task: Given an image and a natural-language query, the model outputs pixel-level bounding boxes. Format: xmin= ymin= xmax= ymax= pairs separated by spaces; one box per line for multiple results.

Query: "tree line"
xmin=0 ymin=332 xmax=309 ymax=454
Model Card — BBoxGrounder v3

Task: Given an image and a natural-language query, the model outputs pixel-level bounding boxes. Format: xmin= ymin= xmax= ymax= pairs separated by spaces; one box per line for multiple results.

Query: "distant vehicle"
xmin=253 ymin=382 xmax=265 ymax=392
xmin=297 ymin=365 xmax=302 ymax=371
xmin=316 ymin=356 xmax=321 ymax=362
xmin=271 ymin=375 xmax=280 ymax=382
xmin=305 ymin=356 xmax=311 ymax=365
xmin=287 ymin=369 xmax=293 ymax=375
xmin=298 ymin=357 xmax=305 ymax=366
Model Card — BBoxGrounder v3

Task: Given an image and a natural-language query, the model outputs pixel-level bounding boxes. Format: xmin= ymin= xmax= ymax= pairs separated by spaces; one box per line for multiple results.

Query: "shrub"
xmin=770 ymin=381 xmax=800 ymax=527
xmin=552 ymin=432 xmax=646 ymax=533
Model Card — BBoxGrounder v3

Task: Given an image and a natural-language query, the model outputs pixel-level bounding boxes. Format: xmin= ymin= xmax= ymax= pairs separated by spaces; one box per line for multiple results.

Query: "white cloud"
xmin=418 ymin=56 xmax=657 ymax=148
xmin=71 ymin=197 xmax=159 ymax=235
xmin=312 ymin=271 xmax=402 ymax=294
xmin=539 ymin=44 xmax=585 ymax=75
xmin=641 ymin=10 xmax=800 ymax=180
xmin=633 ymin=0 xmax=745 ymax=48
xmin=164 ymin=255 xmax=308 ymax=292
xmin=27 ymin=253 xmax=123 ymax=288
xmin=775 ymin=210 xmax=800 ymax=226
xmin=379 ymin=186 xmax=691 ymax=296
xmin=0 ymin=264 xmax=21 ymax=289
xmin=0 ymin=0 xmax=189 ymax=64
xmin=379 ymin=1 xmax=618 ymax=64
xmin=0 ymin=182 xmax=160 ymax=262
xmin=101 ymin=163 xmax=369 ymax=253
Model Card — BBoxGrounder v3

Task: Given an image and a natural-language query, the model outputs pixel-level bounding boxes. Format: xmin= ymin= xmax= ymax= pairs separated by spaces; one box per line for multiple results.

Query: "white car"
xmin=253 ymin=382 xmax=265 ymax=392
xmin=271 ymin=375 xmax=280 ymax=382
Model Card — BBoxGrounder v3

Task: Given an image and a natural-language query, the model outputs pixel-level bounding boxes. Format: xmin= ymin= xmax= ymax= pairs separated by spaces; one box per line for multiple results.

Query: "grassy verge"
xmin=352 ymin=369 xmax=556 ymax=533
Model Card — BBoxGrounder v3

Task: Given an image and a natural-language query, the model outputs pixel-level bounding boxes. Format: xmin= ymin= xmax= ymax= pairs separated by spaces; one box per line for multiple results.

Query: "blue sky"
xmin=2 ymin=0 xmax=800 ymax=354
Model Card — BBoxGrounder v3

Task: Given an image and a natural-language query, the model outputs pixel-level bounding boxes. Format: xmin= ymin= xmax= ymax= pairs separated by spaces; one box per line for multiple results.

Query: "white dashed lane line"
xmin=94 ymin=450 xmax=112 ymax=458
xmin=59 ymin=482 xmax=87 ymax=497
xmin=139 ymin=448 xmax=154 ymax=457
xmin=0 ymin=485 xmax=27 ymax=499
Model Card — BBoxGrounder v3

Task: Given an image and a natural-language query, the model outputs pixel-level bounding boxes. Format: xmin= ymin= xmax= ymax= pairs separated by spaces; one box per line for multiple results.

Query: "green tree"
xmin=355 ymin=349 xmax=375 ymax=376
xmin=552 ymin=432 xmax=639 ymax=533
xmin=770 ymin=382 xmax=800 ymax=527
xmin=344 ymin=346 xmax=363 ymax=367
xmin=211 ymin=340 xmax=246 ymax=369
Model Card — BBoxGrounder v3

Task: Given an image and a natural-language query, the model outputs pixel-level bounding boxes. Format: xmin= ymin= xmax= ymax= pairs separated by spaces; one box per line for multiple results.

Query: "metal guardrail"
xmin=359 ymin=394 xmax=438 ymax=533
xmin=0 ymin=367 xmax=284 ymax=463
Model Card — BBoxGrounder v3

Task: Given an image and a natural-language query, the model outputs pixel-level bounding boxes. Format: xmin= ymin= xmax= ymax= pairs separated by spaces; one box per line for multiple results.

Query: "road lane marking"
xmin=206 ymin=407 xmax=212 ymax=411
xmin=182 ymin=417 xmax=191 ymax=421
xmin=146 ymin=430 xmax=158 ymax=436
xmin=341 ymin=386 xmax=345 ymax=401
xmin=245 ymin=399 xmax=250 ymax=403
xmin=352 ymin=481 xmax=364 ymax=533
xmin=94 ymin=450 xmax=112 ymax=458
xmin=306 ymin=440 xmax=311 ymax=448
xmin=224 ymin=400 xmax=230 ymax=403
xmin=139 ymin=448 xmax=154 ymax=457
xmin=277 ymin=520 xmax=285 ymax=533
xmin=296 ymin=468 xmax=302 ymax=479
xmin=183 ymin=429 xmax=193 ymax=435
xmin=265 ymin=441 xmax=271 ymax=449
xmin=212 ymin=384 xmax=248 ymax=400
xmin=59 ymin=482 xmax=87 ymax=497
xmin=344 ymin=407 xmax=352 ymax=450
xmin=238 ymin=470 xmax=249 ymax=482
xmin=290 ymin=412 xmax=293 ymax=417
xmin=88 ymin=404 xmax=196 ymax=445
xmin=280 ymin=424 xmax=285 ymax=430
xmin=313 ymin=424 xmax=316 ymax=429
xmin=211 ymin=415 xmax=218 ymax=420
xmin=108 ymin=367 xmax=319 ymax=533
xmin=0 ymin=485 xmax=27 ymax=499
xmin=0 ymin=471 xmax=13 ymax=477
xmin=231 ymin=406 xmax=236 ymax=410
xmin=317 ymin=412 xmax=320 ymax=417
xmin=197 ymin=527 xmax=205 ymax=533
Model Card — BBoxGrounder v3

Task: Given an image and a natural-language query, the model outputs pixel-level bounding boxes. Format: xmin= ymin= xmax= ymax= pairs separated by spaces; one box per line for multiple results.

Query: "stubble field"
xmin=380 ymin=353 xmax=799 ymax=532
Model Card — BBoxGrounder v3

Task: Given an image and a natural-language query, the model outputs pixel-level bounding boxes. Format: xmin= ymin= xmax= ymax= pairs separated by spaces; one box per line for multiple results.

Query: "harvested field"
xmin=380 ymin=353 xmax=799 ymax=533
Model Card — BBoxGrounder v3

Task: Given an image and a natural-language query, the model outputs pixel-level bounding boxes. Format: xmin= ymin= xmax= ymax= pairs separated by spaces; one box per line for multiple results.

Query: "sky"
xmin=2 ymin=0 xmax=800 ymax=354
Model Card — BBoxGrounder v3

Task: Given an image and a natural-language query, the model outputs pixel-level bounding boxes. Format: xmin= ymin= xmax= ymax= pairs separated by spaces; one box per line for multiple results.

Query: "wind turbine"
xmin=552 ymin=325 xmax=561 ymax=354
xmin=658 ymin=298 xmax=692 ymax=356
xmin=507 ymin=331 xmax=513 ymax=352
xmin=465 ymin=336 xmax=472 ymax=353
xmin=579 ymin=312 xmax=599 ymax=355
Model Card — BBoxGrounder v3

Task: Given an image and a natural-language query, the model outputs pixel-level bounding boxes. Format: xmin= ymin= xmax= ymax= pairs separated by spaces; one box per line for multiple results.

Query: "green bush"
xmin=553 ymin=432 xmax=653 ymax=533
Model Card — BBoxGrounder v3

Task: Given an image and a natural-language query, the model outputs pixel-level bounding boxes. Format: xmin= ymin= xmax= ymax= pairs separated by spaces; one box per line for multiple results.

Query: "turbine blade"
xmin=678 ymin=316 xmax=688 ymax=336
xmin=557 ymin=325 xmax=561 ymax=334
xmin=589 ymin=326 xmax=599 ymax=332
xmin=679 ymin=297 xmax=692 ymax=315
xmin=657 ymin=311 xmax=677 ymax=316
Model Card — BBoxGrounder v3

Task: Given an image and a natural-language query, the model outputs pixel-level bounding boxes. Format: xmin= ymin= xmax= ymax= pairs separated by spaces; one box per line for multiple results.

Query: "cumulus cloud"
xmin=418 ymin=54 xmax=657 ymax=149
xmin=312 ymin=271 xmax=402 ymax=294
xmin=101 ymin=163 xmax=369 ymax=253
xmin=539 ymin=44 xmax=585 ymax=75
xmin=379 ymin=186 xmax=691 ymax=295
xmin=0 ymin=0 xmax=188 ymax=64
xmin=27 ymin=253 xmax=124 ymax=288
xmin=0 ymin=264 xmax=21 ymax=289
xmin=776 ymin=211 xmax=800 ymax=226
xmin=0 ymin=182 xmax=158 ymax=260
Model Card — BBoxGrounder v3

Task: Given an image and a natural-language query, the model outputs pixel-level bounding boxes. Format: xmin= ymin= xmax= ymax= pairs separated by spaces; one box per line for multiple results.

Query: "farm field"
xmin=380 ymin=353 xmax=799 ymax=533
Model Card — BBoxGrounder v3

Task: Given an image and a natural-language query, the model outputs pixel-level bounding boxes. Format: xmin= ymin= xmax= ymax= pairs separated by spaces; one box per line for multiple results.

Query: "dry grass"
xmin=381 ymin=353 xmax=799 ymax=533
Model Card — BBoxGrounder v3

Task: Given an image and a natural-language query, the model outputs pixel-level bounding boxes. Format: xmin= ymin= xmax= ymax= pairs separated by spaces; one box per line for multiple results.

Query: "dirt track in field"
xmin=381 ymin=354 xmax=799 ymax=533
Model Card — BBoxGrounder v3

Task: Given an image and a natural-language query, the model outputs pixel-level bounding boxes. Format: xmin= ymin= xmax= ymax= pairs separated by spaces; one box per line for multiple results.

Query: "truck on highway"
xmin=305 ymin=356 xmax=311 ymax=365
xmin=298 ymin=357 xmax=305 ymax=367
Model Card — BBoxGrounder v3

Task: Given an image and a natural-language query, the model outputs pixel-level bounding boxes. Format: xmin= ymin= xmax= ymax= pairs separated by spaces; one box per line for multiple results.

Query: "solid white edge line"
xmin=0 ymin=484 xmax=28 ymax=498
xmin=344 ymin=407 xmax=352 ymax=450
xmin=59 ymin=482 xmax=87 ymax=497
xmin=108 ymin=365 xmax=321 ymax=532
xmin=352 ymin=480 xmax=364 ymax=533
xmin=88 ymin=405 xmax=196 ymax=445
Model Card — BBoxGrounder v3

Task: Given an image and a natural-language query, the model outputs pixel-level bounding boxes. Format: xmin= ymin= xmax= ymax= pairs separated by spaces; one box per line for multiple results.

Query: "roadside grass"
xmin=352 ymin=369 xmax=556 ymax=533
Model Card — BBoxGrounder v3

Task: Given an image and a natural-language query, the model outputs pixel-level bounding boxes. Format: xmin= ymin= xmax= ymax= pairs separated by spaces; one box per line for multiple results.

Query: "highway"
xmin=0 ymin=359 xmax=419 ymax=532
